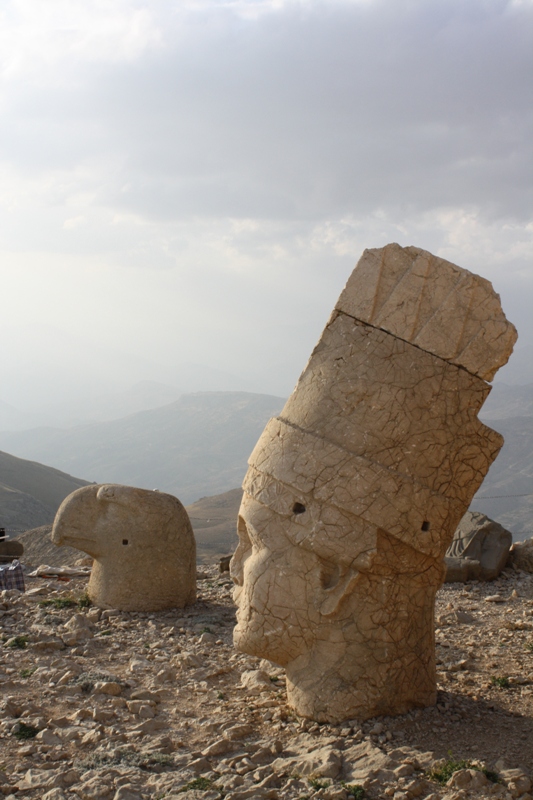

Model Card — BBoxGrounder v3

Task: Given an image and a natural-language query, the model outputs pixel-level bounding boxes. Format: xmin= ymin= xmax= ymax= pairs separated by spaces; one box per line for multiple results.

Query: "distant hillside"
xmin=470 ymin=383 xmax=533 ymax=540
xmin=470 ymin=414 xmax=533 ymax=541
xmin=0 ymin=392 xmax=285 ymax=505
xmin=187 ymin=488 xmax=242 ymax=562
xmin=479 ymin=382 xmax=533 ymax=421
xmin=0 ymin=450 xmax=90 ymax=533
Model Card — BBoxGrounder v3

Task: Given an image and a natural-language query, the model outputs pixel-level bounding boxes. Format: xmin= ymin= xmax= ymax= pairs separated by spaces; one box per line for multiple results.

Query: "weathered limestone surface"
xmin=508 ymin=537 xmax=533 ymax=573
xmin=444 ymin=511 xmax=513 ymax=583
xmin=231 ymin=243 xmax=517 ymax=723
xmin=52 ymin=484 xmax=196 ymax=611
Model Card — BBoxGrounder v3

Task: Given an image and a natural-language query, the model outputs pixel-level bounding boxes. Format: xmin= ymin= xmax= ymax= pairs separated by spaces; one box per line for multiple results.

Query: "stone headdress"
xmin=242 ymin=244 xmax=517 ymax=564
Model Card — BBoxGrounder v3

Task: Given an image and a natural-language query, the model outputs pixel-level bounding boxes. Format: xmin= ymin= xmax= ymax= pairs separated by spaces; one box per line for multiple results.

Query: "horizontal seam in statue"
xmin=274 ymin=416 xmax=460 ymax=498
xmin=333 ymin=309 xmax=494 ymax=383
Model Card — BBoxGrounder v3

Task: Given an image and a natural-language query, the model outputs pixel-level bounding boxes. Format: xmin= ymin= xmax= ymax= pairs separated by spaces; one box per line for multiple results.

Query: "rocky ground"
xmin=0 ymin=564 xmax=532 ymax=800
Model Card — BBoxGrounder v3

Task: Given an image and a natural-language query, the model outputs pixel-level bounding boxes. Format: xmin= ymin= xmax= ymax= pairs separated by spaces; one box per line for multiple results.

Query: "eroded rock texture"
xmin=231 ymin=243 xmax=517 ymax=723
xmin=445 ymin=511 xmax=513 ymax=583
xmin=52 ymin=484 xmax=196 ymax=611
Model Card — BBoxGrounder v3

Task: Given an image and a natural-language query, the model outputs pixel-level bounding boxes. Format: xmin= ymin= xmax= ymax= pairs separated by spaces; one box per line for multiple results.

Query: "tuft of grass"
xmin=77 ymin=592 xmax=92 ymax=609
xmin=525 ymin=641 xmax=533 ymax=652
xmin=308 ymin=777 xmax=330 ymax=790
xmin=74 ymin=671 xmax=126 ymax=694
xmin=179 ymin=777 xmax=212 ymax=792
xmin=6 ymin=636 xmax=28 ymax=649
xmin=491 ymin=675 xmax=510 ymax=689
xmin=12 ymin=722 xmax=40 ymax=740
xmin=39 ymin=597 xmax=77 ymax=610
xmin=269 ymin=675 xmax=279 ymax=682
xmin=428 ymin=754 xmax=499 ymax=785
xmin=19 ymin=667 xmax=36 ymax=678
xmin=76 ymin=748 xmax=174 ymax=772
xmin=341 ymin=782 xmax=366 ymax=798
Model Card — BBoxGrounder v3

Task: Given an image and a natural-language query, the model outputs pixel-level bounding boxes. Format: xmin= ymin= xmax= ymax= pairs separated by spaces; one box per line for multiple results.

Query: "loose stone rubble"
xmin=51 ymin=485 xmax=196 ymax=612
xmin=0 ymin=565 xmax=532 ymax=800
xmin=232 ymin=243 xmax=517 ymax=723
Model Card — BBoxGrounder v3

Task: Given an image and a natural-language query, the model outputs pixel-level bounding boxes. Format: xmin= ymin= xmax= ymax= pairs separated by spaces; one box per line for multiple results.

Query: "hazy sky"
xmin=1 ymin=0 xmax=532 ymax=411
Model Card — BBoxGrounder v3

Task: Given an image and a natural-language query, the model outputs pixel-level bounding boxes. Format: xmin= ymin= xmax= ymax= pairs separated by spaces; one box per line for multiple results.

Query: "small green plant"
xmin=12 ymin=722 xmax=40 ymax=740
xmin=429 ymin=757 xmax=472 ymax=784
xmin=74 ymin=671 xmax=125 ymax=694
xmin=76 ymin=747 xmax=174 ymax=772
xmin=428 ymin=753 xmax=499 ymax=786
xmin=269 ymin=675 xmax=279 ymax=682
xmin=491 ymin=675 xmax=510 ymax=689
xmin=525 ymin=641 xmax=533 ymax=652
xmin=483 ymin=768 xmax=500 ymax=783
xmin=77 ymin=592 xmax=92 ymax=609
xmin=179 ymin=777 xmax=212 ymax=792
xmin=201 ymin=626 xmax=212 ymax=633
xmin=146 ymin=752 xmax=173 ymax=767
xmin=20 ymin=667 xmax=36 ymax=678
xmin=341 ymin=784 xmax=366 ymax=799
xmin=6 ymin=636 xmax=28 ymax=649
xmin=217 ymin=691 xmax=225 ymax=700
xmin=98 ymin=629 xmax=112 ymax=636
xmin=39 ymin=597 xmax=77 ymax=609
xmin=308 ymin=777 xmax=330 ymax=790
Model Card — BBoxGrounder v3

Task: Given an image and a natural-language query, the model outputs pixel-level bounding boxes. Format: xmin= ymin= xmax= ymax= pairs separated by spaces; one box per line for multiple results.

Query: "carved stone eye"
xmin=292 ymin=502 xmax=306 ymax=515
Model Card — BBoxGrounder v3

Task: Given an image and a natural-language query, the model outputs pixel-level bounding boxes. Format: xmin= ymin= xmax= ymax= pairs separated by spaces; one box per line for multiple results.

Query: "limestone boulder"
xmin=508 ymin=537 xmax=533 ymax=573
xmin=445 ymin=511 xmax=513 ymax=582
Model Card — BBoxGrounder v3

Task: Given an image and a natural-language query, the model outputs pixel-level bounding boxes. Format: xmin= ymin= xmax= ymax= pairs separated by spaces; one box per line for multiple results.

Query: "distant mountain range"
xmin=0 ymin=392 xmax=285 ymax=506
xmin=0 ymin=362 xmax=258 ymax=432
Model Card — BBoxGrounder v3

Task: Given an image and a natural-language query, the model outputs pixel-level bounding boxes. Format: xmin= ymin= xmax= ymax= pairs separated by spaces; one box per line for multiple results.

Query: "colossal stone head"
xmin=52 ymin=484 xmax=196 ymax=611
xmin=231 ymin=243 xmax=517 ymax=723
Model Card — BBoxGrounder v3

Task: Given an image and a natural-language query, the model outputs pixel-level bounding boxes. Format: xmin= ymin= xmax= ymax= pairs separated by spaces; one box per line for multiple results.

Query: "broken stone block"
xmin=445 ymin=511 xmax=513 ymax=582
xmin=508 ymin=538 xmax=533 ymax=573
xmin=52 ymin=484 xmax=196 ymax=611
xmin=231 ymin=243 xmax=516 ymax=723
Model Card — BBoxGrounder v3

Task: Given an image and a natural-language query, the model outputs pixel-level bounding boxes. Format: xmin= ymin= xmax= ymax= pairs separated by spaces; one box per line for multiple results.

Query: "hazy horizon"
xmin=1 ymin=0 xmax=532 ymax=413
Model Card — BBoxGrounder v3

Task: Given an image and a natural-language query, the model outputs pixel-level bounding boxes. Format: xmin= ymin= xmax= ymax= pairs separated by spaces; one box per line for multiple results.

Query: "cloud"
xmin=2 ymin=0 xmax=532 ymax=220
xmin=0 ymin=0 xmax=531 ymax=407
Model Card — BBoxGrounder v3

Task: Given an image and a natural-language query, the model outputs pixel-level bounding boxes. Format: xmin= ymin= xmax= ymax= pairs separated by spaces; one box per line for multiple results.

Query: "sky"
xmin=1 ymin=0 xmax=532 ymax=413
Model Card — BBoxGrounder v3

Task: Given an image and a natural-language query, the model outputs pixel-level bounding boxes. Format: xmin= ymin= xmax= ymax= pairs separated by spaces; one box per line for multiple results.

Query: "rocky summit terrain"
xmin=0 ymin=565 xmax=532 ymax=800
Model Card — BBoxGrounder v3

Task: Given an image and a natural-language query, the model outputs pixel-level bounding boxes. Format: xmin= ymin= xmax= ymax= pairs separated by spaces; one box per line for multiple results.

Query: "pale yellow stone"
xmin=52 ymin=484 xmax=196 ymax=611
xmin=231 ymin=243 xmax=516 ymax=723
xmin=335 ymin=243 xmax=517 ymax=381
